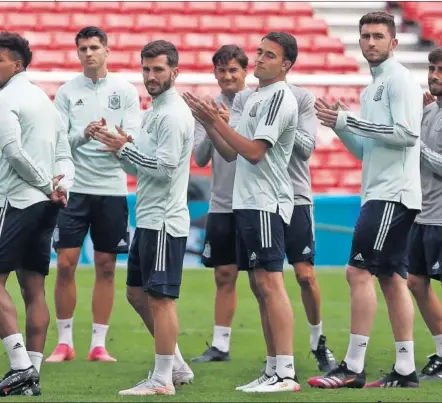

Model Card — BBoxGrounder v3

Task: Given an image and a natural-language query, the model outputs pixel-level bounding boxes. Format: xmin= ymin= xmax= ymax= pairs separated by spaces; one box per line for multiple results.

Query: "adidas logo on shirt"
xmin=302 ymin=246 xmax=311 ymax=255
xmin=354 ymin=253 xmax=364 ymax=261
xmin=75 ymin=99 xmax=84 ymax=106
xmin=117 ymin=239 xmax=127 ymax=247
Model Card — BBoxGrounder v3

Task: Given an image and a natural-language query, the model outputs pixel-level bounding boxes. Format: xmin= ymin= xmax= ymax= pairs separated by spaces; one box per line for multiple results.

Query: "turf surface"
xmin=2 ymin=268 xmax=441 ymax=401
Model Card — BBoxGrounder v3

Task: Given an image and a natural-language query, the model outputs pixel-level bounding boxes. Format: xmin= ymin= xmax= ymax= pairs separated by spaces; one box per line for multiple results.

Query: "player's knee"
xmin=95 ymin=254 xmax=116 ymax=281
xmin=215 ymin=265 xmax=238 ymax=289
xmin=346 ymin=265 xmax=369 ymax=287
xmin=407 ymin=274 xmax=429 ymax=296
xmin=295 ymin=263 xmax=316 ymax=288
xmin=57 ymin=252 xmax=78 ymax=281
xmin=126 ymin=287 xmax=142 ymax=309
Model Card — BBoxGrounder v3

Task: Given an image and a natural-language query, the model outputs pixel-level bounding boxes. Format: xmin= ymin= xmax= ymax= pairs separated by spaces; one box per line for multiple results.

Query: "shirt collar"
xmin=3 ymin=71 xmax=28 ymax=88
xmin=152 ymin=87 xmax=177 ymax=109
xmin=370 ymin=57 xmax=397 ymax=79
xmin=82 ymin=71 xmax=109 ymax=88
xmin=257 ymin=80 xmax=287 ymax=94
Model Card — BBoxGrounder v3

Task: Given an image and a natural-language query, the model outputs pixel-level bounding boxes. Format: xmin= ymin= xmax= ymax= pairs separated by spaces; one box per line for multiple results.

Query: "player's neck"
xmin=83 ymin=66 xmax=107 ymax=84
xmin=259 ymin=77 xmax=284 ymax=88
xmin=223 ymin=85 xmax=245 ymax=101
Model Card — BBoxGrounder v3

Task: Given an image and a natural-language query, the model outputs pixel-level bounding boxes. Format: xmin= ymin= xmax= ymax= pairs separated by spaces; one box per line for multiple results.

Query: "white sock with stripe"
xmin=433 ymin=334 xmax=442 ymax=357
xmin=344 ymin=333 xmax=369 ymax=374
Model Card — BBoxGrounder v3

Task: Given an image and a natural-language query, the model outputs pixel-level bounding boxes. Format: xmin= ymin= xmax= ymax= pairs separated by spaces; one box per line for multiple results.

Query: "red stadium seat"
xmin=312 ymin=36 xmax=345 ymax=54
xmin=184 ymin=33 xmax=216 ymax=50
xmin=187 ymin=2 xmax=218 ymax=14
xmin=199 ymin=15 xmax=233 ymax=33
xmin=23 ymin=31 xmax=52 ymax=49
xmin=39 ymin=13 xmax=71 ymax=30
xmin=169 ymin=14 xmax=200 ymax=32
xmin=282 ymin=2 xmax=314 ymax=16
xmin=154 ymin=1 xmax=187 ymax=14
xmin=250 ymin=2 xmax=283 ymax=15
xmin=89 ymin=2 xmax=121 ymax=12
xmin=340 ymin=169 xmax=362 ymax=186
xmin=104 ymin=14 xmax=135 ymax=31
xmin=25 ymin=2 xmax=57 ymax=12
xmin=233 ymin=16 xmax=266 ymax=33
xmin=218 ymin=2 xmax=250 ymax=14
xmin=326 ymin=152 xmax=360 ymax=168
xmin=70 ymin=13 xmax=104 ymax=30
xmin=116 ymin=33 xmax=151 ymax=50
xmin=294 ymin=53 xmax=326 ymax=73
xmin=120 ymin=2 xmax=154 ymax=13
xmin=149 ymin=32 xmax=183 ymax=47
xmin=0 ymin=2 xmax=24 ymax=12
xmin=265 ymin=16 xmax=297 ymax=32
xmin=216 ymin=33 xmax=248 ymax=50
xmin=311 ymin=169 xmax=340 ymax=187
xmin=5 ymin=13 xmax=38 ymax=30
xmin=32 ymin=49 xmax=67 ymax=69
xmin=326 ymin=54 xmax=359 ymax=73
xmin=57 ymin=2 xmax=88 ymax=12
xmin=296 ymin=18 xmax=328 ymax=35
xmin=50 ymin=32 xmax=76 ymax=49
xmin=135 ymin=15 xmax=168 ymax=32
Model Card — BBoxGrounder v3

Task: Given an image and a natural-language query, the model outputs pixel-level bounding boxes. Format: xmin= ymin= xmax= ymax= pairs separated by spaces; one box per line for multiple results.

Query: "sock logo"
xmin=222 ymin=333 xmax=229 ymax=338
xmin=93 ymin=330 xmax=97 ymax=334
xmin=358 ymin=342 xmax=367 ymax=347
xmin=64 ymin=324 xmax=71 ymax=329
xmin=12 ymin=343 xmax=23 ymax=350
xmin=271 ymin=366 xmax=276 ymax=370
xmin=285 ymin=363 xmax=293 ymax=369
xmin=398 ymin=347 xmax=408 ymax=353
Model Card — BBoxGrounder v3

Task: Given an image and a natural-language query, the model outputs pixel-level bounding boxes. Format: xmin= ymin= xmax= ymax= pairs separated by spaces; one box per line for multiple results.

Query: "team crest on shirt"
xmin=249 ymin=101 xmax=261 ymax=117
xmin=108 ymin=93 xmax=121 ymax=110
xmin=435 ymin=118 xmax=442 ymax=132
xmin=373 ymin=84 xmax=384 ymax=102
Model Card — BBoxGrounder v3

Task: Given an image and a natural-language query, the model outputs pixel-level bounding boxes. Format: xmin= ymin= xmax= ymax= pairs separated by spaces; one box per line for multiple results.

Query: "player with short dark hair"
xmin=0 ymin=31 xmax=74 ymax=396
xmin=94 ymin=40 xmax=195 ymax=396
xmin=407 ymin=47 xmax=442 ymax=381
xmin=184 ymin=31 xmax=301 ymax=393
xmin=191 ymin=44 xmax=251 ymax=363
xmin=308 ymin=12 xmax=422 ymax=389
xmin=231 ymin=82 xmax=337 ymax=372
xmin=46 ymin=26 xmax=140 ymax=364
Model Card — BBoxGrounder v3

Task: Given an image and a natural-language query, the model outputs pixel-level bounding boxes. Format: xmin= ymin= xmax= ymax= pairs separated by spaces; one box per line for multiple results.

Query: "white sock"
xmin=173 ymin=344 xmax=186 ymax=371
xmin=309 ymin=321 xmax=323 ymax=350
xmin=394 ymin=341 xmax=415 ymax=376
xmin=90 ymin=323 xmax=109 ymax=350
xmin=265 ymin=356 xmax=276 ymax=377
xmin=211 ymin=325 xmax=231 ymax=353
xmin=276 ymin=355 xmax=295 ymax=379
xmin=151 ymin=354 xmax=174 ymax=386
xmin=28 ymin=351 xmax=43 ymax=373
xmin=56 ymin=318 xmax=73 ymax=347
xmin=3 ymin=334 xmax=32 ymax=370
xmin=344 ymin=333 xmax=369 ymax=373
xmin=433 ymin=334 xmax=442 ymax=357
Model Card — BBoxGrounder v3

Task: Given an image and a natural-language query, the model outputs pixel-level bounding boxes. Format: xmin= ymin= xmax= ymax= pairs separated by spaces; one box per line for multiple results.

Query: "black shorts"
xmin=201 ymin=213 xmax=236 ymax=268
xmin=349 ymin=200 xmax=418 ymax=279
xmin=53 ymin=192 xmax=129 ymax=254
xmin=408 ymin=223 xmax=442 ymax=281
xmin=126 ymin=227 xmax=187 ymax=299
xmin=0 ymin=201 xmax=59 ymax=276
xmin=285 ymin=205 xmax=315 ymax=265
xmin=234 ymin=209 xmax=285 ymax=272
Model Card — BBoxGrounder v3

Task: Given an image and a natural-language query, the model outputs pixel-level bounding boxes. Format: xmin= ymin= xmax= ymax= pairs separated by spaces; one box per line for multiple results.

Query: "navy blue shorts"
xmin=234 ymin=209 xmax=285 ymax=272
xmin=408 ymin=223 xmax=442 ymax=281
xmin=349 ymin=200 xmax=418 ymax=279
xmin=53 ymin=192 xmax=129 ymax=254
xmin=0 ymin=201 xmax=59 ymax=276
xmin=201 ymin=213 xmax=236 ymax=268
xmin=126 ymin=227 xmax=187 ymax=299
xmin=285 ymin=205 xmax=315 ymax=265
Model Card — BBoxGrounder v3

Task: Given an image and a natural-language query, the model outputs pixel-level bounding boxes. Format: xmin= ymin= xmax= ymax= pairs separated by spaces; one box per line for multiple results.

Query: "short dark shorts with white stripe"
xmin=349 ymin=200 xmax=418 ymax=279
xmin=126 ymin=227 xmax=187 ymax=299
xmin=0 ymin=201 xmax=59 ymax=275
xmin=234 ymin=209 xmax=285 ymax=272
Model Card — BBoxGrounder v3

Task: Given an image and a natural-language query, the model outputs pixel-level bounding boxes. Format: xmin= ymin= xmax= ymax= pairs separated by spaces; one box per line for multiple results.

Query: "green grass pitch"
xmin=2 ymin=268 xmax=441 ymax=402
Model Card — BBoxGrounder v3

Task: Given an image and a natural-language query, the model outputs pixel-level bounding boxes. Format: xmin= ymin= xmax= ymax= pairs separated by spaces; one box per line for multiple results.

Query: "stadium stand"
xmin=0 ymin=1 xmax=433 ymax=194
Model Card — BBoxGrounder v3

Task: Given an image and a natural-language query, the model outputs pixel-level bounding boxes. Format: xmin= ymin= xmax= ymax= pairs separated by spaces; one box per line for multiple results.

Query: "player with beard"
xmin=93 ymin=40 xmax=195 ymax=396
xmin=407 ymin=47 xmax=442 ymax=381
xmin=46 ymin=26 xmax=140 ymax=364
xmin=308 ymin=12 xmax=422 ymax=389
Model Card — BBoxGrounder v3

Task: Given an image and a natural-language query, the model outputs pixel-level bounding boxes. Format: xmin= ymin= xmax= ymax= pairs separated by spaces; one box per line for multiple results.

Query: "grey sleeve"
xmin=421 ymin=140 xmax=442 ymax=176
xmin=293 ymin=91 xmax=316 ymax=160
xmin=54 ymin=86 xmax=90 ymax=149
xmin=54 ymin=120 xmax=75 ymax=190
xmin=192 ymin=120 xmax=213 ymax=167
xmin=0 ymin=101 xmax=52 ymax=194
